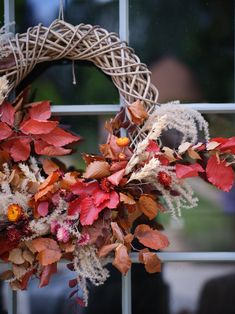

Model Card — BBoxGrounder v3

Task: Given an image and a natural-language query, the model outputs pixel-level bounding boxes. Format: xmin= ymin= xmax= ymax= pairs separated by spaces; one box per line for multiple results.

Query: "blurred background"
xmin=0 ymin=1 xmax=235 ymax=314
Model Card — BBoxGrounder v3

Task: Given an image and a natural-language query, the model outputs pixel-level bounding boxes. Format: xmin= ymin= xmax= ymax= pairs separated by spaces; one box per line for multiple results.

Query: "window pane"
xmin=130 ymin=0 xmax=234 ymax=103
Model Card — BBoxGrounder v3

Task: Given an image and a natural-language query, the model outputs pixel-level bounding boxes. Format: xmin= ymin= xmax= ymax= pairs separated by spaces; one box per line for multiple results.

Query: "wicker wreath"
xmin=0 ymin=19 xmax=234 ymax=306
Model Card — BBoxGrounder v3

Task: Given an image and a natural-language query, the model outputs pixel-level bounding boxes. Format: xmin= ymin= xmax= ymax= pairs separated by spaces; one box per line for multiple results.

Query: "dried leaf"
xmin=39 ymin=172 xmax=60 ymax=191
xmin=39 ymin=263 xmax=57 ymax=288
xmin=206 ymin=155 xmax=234 ymax=192
xmin=107 ymin=169 xmax=125 ymax=186
xmin=112 ymin=244 xmax=132 ymax=275
xmin=20 ymin=119 xmax=58 ymax=135
xmin=40 ymin=127 xmax=80 ymax=146
xmin=34 ymin=139 xmax=72 ymax=156
xmin=29 ymin=101 xmax=51 ymax=120
xmin=134 ymin=224 xmax=169 ymax=250
xmin=111 ymin=222 xmax=124 ymax=242
xmin=127 ymin=100 xmax=148 ymax=125
xmin=8 ymin=248 xmax=25 ymax=265
xmin=84 ymin=161 xmax=110 ymax=179
xmin=119 ymin=193 xmax=136 ymax=205
xmin=22 ymin=249 xmax=35 ymax=265
xmin=0 ymin=270 xmax=14 ymax=281
xmin=0 ymin=101 xmax=15 ymax=126
xmin=98 ymin=243 xmax=119 ymax=258
xmin=137 ymin=195 xmax=158 ymax=220
xmin=12 ymin=264 xmax=27 ymax=279
xmin=162 ymin=147 xmax=176 ymax=162
xmin=10 ymin=138 xmax=31 ymax=162
xmin=206 ymin=141 xmax=220 ymax=151
xmin=42 ymin=159 xmax=59 ymax=175
xmin=0 ymin=122 xmax=13 ymax=140
xmin=139 ymin=249 xmax=161 ymax=273
xmin=188 ymin=148 xmax=201 ymax=160
xmin=176 ymin=163 xmax=204 ymax=179
xmin=178 ymin=142 xmax=192 ymax=154
xmin=32 ymin=238 xmax=62 ymax=266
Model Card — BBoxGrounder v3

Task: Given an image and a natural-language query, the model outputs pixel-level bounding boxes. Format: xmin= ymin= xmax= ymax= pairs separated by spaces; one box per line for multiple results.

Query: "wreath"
xmin=0 ymin=20 xmax=235 ymax=306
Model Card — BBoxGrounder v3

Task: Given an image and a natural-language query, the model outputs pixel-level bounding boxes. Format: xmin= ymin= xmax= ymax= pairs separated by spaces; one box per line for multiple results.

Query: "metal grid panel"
xmin=2 ymin=0 xmax=235 ymax=314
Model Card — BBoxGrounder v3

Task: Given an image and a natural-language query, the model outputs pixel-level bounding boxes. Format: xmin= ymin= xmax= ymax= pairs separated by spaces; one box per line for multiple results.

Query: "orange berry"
xmin=116 ymin=137 xmax=130 ymax=147
xmin=118 ymin=153 xmax=126 ymax=160
xmin=7 ymin=204 xmax=23 ymax=222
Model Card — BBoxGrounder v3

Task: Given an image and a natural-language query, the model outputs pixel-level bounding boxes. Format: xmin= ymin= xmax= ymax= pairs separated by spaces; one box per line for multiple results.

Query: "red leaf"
xmin=139 ymin=249 xmax=161 ymax=273
xmin=0 ymin=101 xmax=15 ymax=126
xmin=20 ymin=119 xmax=58 ymax=135
xmin=93 ymin=189 xmax=110 ymax=207
xmin=34 ymin=140 xmax=71 ymax=156
xmin=146 ymin=140 xmax=160 ymax=153
xmin=134 ymin=224 xmax=169 ymax=250
xmin=110 ymin=161 xmax=128 ymax=172
xmin=32 ymin=238 xmax=62 ymax=266
xmin=220 ymin=137 xmax=235 ymax=154
xmin=71 ymin=180 xmax=99 ymax=196
xmin=68 ymin=198 xmax=81 ymax=216
xmin=107 ymin=169 xmax=125 ymax=186
xmin=176 ymin=163 xmax=204 ymax=179
xmin=0 ymin=122 xmax=13 ymax=140
xmin=206 ymin=155 xmax=234 ymax=192
xmin=39 ymin=263 xmax=57 ymax=288
xmin=40 ymin=127 xmax=80 ymax=147
xmin=29 ymin=101 xmax=51 ymax=120
xmin=10 ymin=138 xmax=31 ymax=162
xmin=69 ymin=278 xmax=78 ymax=288
xmin=79 ymin=196 xmax=103 ymax=226
xmin=106 ymin=191 xmax=120 ymax=209
xmin=76 ymin=297 xmax=86 ymax=307
xmin=37 ymin=201 xmax=49 ymax=217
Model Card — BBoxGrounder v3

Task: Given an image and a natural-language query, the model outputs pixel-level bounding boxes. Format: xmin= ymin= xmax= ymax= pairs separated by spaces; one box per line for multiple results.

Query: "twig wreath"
xmin=0 ymin=19 xmax=235 ymax=306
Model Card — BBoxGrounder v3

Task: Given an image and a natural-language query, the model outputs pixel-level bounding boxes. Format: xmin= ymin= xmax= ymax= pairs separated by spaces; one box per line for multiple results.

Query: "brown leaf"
xmin=60 ymin=241 xmax=75 ymax=253
xmin=134 ymin=224 xmax=169 ymax=250
xmin=112 ymin=244 xmax=132 ymax=275
xmin=98 ymin=243 xmax=119 ymax=258
xmin=83 ymin=161 xmax=110 ymax=179
xmin=8 ymin=248 xmax=25 ymax=265
xmin=124 ymin=234 xmax=134 ymax=250
xmin=32 ymin=238 xmax=62 ymax=266
xmin=22 ymin=249 xmax=35 ymax=265
xmin=39 ymin=172 xmax=60 ymax=191
xmin=162 ymin=147 xmax=176 ymax=162
xmin=127 ymin=100 xmax=148 ymax=125
xmin=120 ymin=193 xmax=136 ymax=205
xmin=39 ymin=263 xmax=57 ymax=288
xmin=137 ymin=195 xmax=158 ymax=220
xmin=139 ymin=249 xmax=161 ymax=273
xmin=0 ymin=270 xmax=14 ymax=281
xmin=82 ymin=153 xmax=105 ymax=166
xmin=111 ymin=222 xmax=124 ymax=242
xmin=24 ymin=241 xmax=37 ymax=253
xmin=12 ymin=264 xmax=27 ymax=279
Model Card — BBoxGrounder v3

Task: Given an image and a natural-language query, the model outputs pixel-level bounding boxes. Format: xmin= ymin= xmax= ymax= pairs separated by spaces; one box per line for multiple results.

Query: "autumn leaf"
xmin=127 ymin=100 xmax=148 ymax=125
xmin=29 ymin=101 xmax=51 ymax=120
xmin=10 ymin=138 xmax=31 ymax=162
xmin=176 ymin=163 xmax=204 ymax=179
xmin=0 ymin=122 xmax=13 ymax=140
xmin=8 ymin=248 xmax=25 ymax=265
xmin=134 ymin=224 xmax=169 ymax=250
xmin=107 ymin=169 xmax=125 ymax=186
xmin=206 ymin=155 xmax=234 ymax=192
xmin=39 ymin=172 xmax=60 ymax=191
xmin=22 ymin=249 xmax=35 ymax=265
xmin=220 ymin=137 xmax=235 ymax=154
xmin=98 ymin=243 xmax=119 ymax=258
xmin=34 ymin=139 xmax=72 ymax=156
xmin=119 ymin=193 xmax=136 ymax=205
xmin=79 ymin=196 xmax=104 ymax=226
xmin=139 ymin=249 xmax=161 ymax=273
xmin=0 ymin=101 xmax=15 ymax=126
xmin=113 ymin=244 xmax=132 ymax=275
xmin=178 ymin=142 xmax=192 ymax=154
xmin=42 ymin=159 xmax=60 ymax=175
xmin=40 ymin=127 xmax=80 ymax=147
xmin=39 ymin=263 xmax=57 ymax=288
xmin=20 ymin=119 xmax=58 ymax=135
xmin=137 ymin=195 xmax=158 ymax=220
xmin=32 ymin=238 xmax=62 ymax=266
xmin=83 ymin=161 xmax=110 ymax=179
xmin=110 ymin=161 xmax=128 ymax=172
xmin=37 ymin=201 xmax=49 ymax=217
xmin=187 ymin=148 xmax=201 ymax=160
xmin=111 ymin=222 xmax=124 ymax=242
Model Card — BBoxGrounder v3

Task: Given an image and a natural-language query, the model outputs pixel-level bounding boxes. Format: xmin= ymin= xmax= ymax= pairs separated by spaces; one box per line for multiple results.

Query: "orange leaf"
xmin=139 ymin=249 xmax=161 ymax=273
xmin=98 ymin=243 xmax=119 ymax=258
xmin=137 ymin=195 xmax=158 ymax=220
xmin=39 ymin=172 xmax=60 ymax=191
xmin=34 ymin=184 xmax=55 ymax=202
xmin=111 ymin=222 xmax=124 ymax=242
xmin=127 ymin=100 xmax=148 ymax=125
xmin=83 ymin=161 xmax=110 ymax=179
xmin=134 ymin=224 xmax=169 ymax=250
xmin=112 ymin=244 xmax=132 ymax=275
xmin=42 ymin=159 xmax=59 ymax=175
xmin=32 ymin=238 xmax=61 ymax=266
xmin=120 ymin=193 xmax=136 ymax=205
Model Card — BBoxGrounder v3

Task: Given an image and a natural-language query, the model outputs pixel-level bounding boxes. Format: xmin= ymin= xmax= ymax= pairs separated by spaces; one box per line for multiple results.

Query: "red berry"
xmin=158 ymin=171 xmax=172 ymax=187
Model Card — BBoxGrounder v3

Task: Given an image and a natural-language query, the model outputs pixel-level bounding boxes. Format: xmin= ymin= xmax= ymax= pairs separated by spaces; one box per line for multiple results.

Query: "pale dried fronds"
xmin=127 ymin=158 xmax=160 ymax=182
xmin=145 ymin=102 xmax=210 ymax=144
xmin=0 ymin=76 xmax=9 ymax=102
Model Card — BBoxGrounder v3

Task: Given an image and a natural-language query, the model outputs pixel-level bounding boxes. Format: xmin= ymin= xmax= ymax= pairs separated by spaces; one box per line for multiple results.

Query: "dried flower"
xmin=7 ymin=227 xmax=21 ymax=242
xmin=57 ymin=226 xmax=70 ymax=243
xmin=157 ymin=171 xmax=172 ymax=188
xmin=7 ymin=204 xmax=23 ymax=222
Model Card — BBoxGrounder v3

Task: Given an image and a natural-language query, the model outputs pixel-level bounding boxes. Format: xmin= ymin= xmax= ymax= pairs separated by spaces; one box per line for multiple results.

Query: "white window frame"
xmin=3 ymin=0 xmax=235 ymax=313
